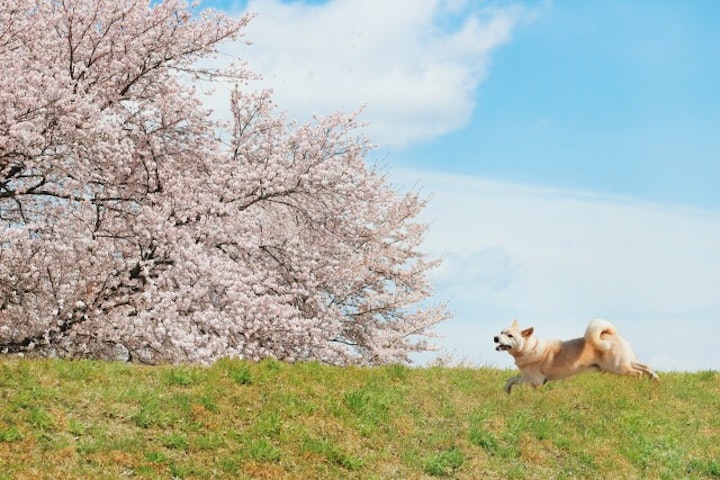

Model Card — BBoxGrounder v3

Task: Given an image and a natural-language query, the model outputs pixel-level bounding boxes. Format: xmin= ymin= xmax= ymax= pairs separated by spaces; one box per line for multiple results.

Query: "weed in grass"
xmin=228 ymin=363 xmax=253 ymax=385
xmin=245 ymin=437 xmax=283 ymax=463
xmin=272 ymin=390 xmax=318 ymax=419
xmin=302 ymin=436 xmax=364 ymax=471
xmin=687 ymin=458 xmax=720 ymax=478
xmin=169 ymin=392 xmax=194 ymax=417
xmin=219 ymin=456 xmax=241 ymax=475
xmin=9 ymin=389 xmax=35 ymax=411
xmin=144 ymin=450 xmax=169 ymax=463
xmin=54 ymin=359 xmax=103 ymax=382
xmin=195 ymin=431 xmax=225 ymax=450
xmin=344 ymin=385 xmax=391 ymax=435
xmin=531 ymin=418 xmax=555 ymax=441
xmin=162 ymin=366 xmax=200 ymax=386
xmin=67 ymin=419 xmax=88 ymax=437
xmin=161 ymin=432 xmax=189 ymax=450
xmin=422 ymin=447 xmax=464 ymax=477
xmin=383 ymin=363 xmax=411 ymax=381
xmin=252 ymin=411 xmax=282 ymax=438
xmin=76 ymin=438 xmax=102 ymax=455
xmin=468 ymin=426 xmax=499 ymax=452
xmin=506 ymin=463 xmax=529 ymax=480
xmin=28 ymin=406 xmax=56 ymax=431
xmin=168 ymin=462 xmax=192 ymax=479
xmin=133 ymin=395 xmax=177 ymax=428
xmin=196 ymin=393 xmax=218 ymax=413
xmin=260 ymin=358 xmax=283 ymax=376
xmin=0 ymin=426 xmax=23 ymax=442
xmin=697 ymin=370 xmax=718 ymax=381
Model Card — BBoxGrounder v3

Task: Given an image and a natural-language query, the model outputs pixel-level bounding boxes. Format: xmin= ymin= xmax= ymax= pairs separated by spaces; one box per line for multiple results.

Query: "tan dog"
xmin=494 ymin=319 xmax=659 ymax=393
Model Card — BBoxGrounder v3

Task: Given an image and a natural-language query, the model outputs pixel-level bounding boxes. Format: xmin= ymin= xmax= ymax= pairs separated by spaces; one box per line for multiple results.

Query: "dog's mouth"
xmin=495 ymin=344 xmax=512 ymax=352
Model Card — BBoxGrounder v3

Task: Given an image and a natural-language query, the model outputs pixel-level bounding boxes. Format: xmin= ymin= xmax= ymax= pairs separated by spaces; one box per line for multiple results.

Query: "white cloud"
xmin=398 ymin=169 xmax=720 ymax=371
xmin=194 ymin=2 xmax=720 ymax=373
xmin=206 ymin=0 xmax=524 ymax=147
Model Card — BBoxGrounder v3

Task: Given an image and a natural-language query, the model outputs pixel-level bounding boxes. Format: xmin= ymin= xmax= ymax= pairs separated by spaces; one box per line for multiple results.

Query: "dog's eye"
xmin=508 ymin=334 xmax=514 ymax=338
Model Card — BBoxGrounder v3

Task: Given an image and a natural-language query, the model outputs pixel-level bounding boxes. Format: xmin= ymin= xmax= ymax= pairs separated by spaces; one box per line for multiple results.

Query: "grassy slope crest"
xmin=0 ymin=359 xmax=718 ymax=479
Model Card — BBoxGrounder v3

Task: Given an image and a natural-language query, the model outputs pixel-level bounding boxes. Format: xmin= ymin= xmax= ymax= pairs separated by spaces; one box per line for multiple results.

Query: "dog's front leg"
xmin=504 ymin=376 xmax=526 ymax=393
xmin=504 ymin=376 xmax=518 ymax=393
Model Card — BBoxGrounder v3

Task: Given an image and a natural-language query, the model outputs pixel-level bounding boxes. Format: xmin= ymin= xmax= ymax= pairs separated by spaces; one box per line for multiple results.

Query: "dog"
xmin=494 ymin=319 xmax=659 ymax=393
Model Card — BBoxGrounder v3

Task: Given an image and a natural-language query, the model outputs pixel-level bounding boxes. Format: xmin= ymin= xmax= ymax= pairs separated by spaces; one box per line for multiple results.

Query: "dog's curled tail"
xmin=584 ymin=318 xmax=617 ymax=352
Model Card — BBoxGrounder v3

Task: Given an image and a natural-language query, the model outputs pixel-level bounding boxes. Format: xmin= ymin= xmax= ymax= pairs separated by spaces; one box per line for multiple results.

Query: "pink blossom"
xmin=0 ymin=0 xmax=448 ymax=365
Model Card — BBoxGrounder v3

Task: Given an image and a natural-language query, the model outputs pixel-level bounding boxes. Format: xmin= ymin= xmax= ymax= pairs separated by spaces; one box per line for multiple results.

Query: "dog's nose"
xmin=493 ymin=336 xmax=499 ymax=343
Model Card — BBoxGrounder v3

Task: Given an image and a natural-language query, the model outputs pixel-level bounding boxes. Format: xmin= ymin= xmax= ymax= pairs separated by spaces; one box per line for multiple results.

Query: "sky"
xmin=200 ymin=0 xmax=720 ymax=371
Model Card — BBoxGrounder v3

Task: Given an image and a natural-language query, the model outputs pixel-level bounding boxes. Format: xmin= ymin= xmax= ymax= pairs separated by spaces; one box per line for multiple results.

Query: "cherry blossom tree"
xmin=0 ymin=0 xmax=449 ymax=364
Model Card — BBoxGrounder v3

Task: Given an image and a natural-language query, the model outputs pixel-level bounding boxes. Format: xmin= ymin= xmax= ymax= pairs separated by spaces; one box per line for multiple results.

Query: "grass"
xmin=0 ymin=358 xmax=718 ymax=479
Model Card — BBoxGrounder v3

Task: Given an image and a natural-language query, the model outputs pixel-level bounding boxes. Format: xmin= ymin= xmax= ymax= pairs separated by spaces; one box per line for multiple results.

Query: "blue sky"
xmin=394 ymin=0 xmax=720 ymax=208
xmin=201 ymin=0 xmax=720 ymax=371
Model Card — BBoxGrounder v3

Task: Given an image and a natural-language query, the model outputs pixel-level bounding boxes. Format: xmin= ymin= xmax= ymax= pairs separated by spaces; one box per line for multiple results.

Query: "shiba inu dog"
xmin=494 ymin=319 xmax=659 ymax=393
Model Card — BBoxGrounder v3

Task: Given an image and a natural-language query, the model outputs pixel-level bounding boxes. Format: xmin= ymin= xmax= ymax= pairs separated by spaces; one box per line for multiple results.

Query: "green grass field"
xmin=0 ymin=358 xmax=718 ymax=479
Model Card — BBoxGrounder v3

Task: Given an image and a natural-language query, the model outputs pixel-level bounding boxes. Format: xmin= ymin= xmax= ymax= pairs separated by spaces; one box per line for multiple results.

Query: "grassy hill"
xmin=0 ymin=358 xmax=718 ymax=479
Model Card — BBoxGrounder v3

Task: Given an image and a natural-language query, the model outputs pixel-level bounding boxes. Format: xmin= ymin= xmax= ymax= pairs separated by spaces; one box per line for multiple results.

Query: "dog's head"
xmin=493 ymin=319 xmax=534 ymax=354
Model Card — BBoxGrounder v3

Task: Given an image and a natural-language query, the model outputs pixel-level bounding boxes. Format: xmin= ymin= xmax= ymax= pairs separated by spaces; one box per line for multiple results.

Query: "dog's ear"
xmin=511 ymin=319 xmax=519 ymax=329
xmin=521 ymin=327 xmax=534 ymax=338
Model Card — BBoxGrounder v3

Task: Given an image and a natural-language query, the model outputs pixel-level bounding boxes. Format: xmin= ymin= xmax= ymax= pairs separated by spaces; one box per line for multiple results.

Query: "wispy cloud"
xmin=205 ymin=0 xmax=526 ymax=147
xmin=397 ymin=169 xmax=720 ymax=371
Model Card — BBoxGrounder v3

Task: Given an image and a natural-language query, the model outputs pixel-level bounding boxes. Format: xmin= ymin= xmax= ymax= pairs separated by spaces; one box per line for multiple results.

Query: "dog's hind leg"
xmin=609 ymin=361 xmax=660 ymax=381
xmin=631 ymin=361 xmax=660 ymax=381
